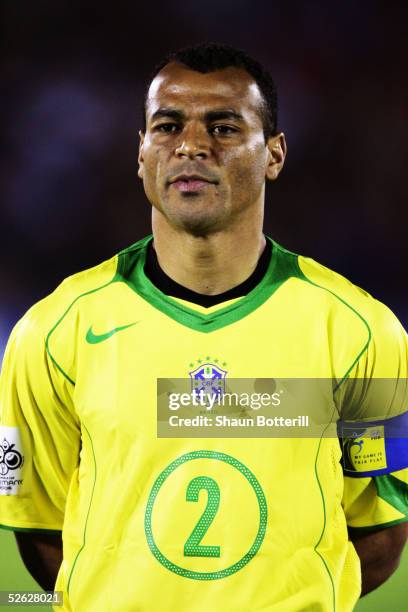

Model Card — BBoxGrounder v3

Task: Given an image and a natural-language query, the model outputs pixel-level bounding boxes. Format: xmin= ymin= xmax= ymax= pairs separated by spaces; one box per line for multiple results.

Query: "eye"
xmin=155 ymin=123 xmax=180 ymax=134
xmin=211 ymin=125 xmax=238 ymax=136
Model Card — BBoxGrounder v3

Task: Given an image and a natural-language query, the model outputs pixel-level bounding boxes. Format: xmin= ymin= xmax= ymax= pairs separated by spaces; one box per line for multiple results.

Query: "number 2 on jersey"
xmin=184 ymin=476 xmax=221 ymax=558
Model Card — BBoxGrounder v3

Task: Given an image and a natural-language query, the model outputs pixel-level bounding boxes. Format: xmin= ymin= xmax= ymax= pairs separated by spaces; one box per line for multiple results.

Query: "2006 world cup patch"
xmin=0 ymin=426 xmax=26 ymax=495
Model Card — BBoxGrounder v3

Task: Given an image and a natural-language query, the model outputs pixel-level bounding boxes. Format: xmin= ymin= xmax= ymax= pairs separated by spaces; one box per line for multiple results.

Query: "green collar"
xmin=116 ymin=235 xmax=299 ymax=333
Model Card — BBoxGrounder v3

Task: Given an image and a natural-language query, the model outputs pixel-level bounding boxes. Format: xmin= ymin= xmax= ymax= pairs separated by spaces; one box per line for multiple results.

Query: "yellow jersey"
xmin=0 ymin=235 xmax=407 ymax=611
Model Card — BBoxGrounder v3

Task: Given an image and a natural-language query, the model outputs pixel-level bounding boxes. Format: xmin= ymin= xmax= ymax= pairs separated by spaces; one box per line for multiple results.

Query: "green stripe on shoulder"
xmin=46 ymin=260 xmax=120 ymax=386
xmin=294 ymin=256 xmax=372 ymax=391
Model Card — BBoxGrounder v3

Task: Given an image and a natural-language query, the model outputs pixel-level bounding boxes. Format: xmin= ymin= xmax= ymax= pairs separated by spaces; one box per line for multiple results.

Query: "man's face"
xmin=138 ymin=62 xmax=285 ymax=235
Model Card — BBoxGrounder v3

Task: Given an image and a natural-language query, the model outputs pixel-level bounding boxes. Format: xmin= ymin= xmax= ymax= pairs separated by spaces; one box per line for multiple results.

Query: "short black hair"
xmin=142 ymin=42 xmax=278 ymax=140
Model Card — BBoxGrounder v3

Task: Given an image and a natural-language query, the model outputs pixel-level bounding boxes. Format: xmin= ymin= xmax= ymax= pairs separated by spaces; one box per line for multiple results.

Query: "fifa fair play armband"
xmin=338 ymin=412 xmax=408 ymax=477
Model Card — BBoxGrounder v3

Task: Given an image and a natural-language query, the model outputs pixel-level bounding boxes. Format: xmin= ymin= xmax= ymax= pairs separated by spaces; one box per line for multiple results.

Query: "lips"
xmin=169 ymin=174 xmax=217 ymax=193
xmin=172 ymin=179 xmax=211 ymax=192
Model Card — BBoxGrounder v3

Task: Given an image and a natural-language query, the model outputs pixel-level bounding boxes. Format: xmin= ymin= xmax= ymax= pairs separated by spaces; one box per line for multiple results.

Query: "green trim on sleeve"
xmin=0 ymin=523 xmax=62 ymax=534
xmin=348 ymin=516 xmax=408 ymax=537
xmin=374 ymin=473 xmax=408 ymax=517
xmin=347 ymin=475 xmax=408 ymax=536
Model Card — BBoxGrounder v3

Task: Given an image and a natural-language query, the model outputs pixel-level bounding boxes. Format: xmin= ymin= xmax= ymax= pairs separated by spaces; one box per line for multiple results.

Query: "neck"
xmin=151 ymin=207 xmax=266 ymax=296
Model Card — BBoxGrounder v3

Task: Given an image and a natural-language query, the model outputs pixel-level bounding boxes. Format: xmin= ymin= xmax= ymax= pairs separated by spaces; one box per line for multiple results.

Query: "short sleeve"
xmin=342 ymin=470 xmax=408 ymax=534
xmin=0 ymin=303 xmax=81 ymax=532
xmin=338 ymin=300 xmax=408 ymax=532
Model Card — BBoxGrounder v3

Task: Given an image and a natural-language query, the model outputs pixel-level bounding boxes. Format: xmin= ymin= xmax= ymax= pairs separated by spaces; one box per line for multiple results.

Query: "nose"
xmin=175 ymin=122 xmax=210 ymax=160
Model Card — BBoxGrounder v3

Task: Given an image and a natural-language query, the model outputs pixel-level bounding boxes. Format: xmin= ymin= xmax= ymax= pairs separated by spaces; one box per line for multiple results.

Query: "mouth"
xmin=169 ymin=174 xmax=217 ymax=193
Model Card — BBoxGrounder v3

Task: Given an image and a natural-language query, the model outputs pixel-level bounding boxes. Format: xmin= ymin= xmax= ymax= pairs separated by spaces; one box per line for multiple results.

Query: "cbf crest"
xmin=189 ymin=357 xmax=228 ymax=397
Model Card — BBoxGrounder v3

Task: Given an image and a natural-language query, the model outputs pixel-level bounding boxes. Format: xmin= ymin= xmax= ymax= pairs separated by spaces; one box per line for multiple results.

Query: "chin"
xmin=166 ymin=199 xmax=227 ymax=235
xmin=172 ymin=212 xmax=225 ymax=236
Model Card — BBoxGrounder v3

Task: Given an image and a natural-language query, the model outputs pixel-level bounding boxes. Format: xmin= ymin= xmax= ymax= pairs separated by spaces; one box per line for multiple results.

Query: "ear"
xmin=265 ymin=133 xmax=287 ymax=181
xmin=137 ymin=130 xmax=145 ymax=179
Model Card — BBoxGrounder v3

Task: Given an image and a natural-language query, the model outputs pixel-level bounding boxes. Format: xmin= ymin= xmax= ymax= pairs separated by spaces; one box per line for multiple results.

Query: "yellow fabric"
xmin=0 ymin=237 xmax=407 ymax=612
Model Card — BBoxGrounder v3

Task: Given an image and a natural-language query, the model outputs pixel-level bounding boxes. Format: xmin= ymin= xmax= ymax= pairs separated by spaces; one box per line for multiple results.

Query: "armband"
xmin=337 ymin=411 xmax=408 ymax=477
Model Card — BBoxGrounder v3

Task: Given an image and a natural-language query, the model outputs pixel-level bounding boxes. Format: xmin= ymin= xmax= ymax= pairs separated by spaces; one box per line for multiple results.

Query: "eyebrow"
xmin=151 ymin=108 xmax=185 ymax=122
xmin=150 ymin=108 xmax=245 ymax=123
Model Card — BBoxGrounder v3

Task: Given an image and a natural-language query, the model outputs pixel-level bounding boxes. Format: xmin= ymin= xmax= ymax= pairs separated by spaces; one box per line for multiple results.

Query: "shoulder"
xmin=9 ymin=235 xmax=152 ymax=347
xmin=274 ymin=244 xmax=407 ymax=376
xmin=272 ymin=238 xmax=407 ymax=359
xmin=271 ymin=240 xmax=407 ymax=378
xmin=12 ymin=254 xmax=118 ymax=345
xmin=0 ymin=254 xmax=117 ymax=390
xmin=271 ymin=237 xmax=404 ymax=336
xmin=295 ymin=250 xmax=405 ymax=339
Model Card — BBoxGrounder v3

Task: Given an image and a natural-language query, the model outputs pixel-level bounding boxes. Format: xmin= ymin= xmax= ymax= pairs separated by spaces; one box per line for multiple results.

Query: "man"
xmin=0 ymin=43 xmax=407 ymax=612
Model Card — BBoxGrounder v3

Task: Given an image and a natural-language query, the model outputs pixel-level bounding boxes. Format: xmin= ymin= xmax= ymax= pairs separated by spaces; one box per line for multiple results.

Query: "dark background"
xmin=1 ymin=1 xmax=407 ymax=354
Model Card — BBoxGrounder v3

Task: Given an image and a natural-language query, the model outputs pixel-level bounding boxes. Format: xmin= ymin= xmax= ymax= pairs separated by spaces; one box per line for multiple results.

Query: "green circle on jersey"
xmin=144 ymin=450 xmax=268 ymax=580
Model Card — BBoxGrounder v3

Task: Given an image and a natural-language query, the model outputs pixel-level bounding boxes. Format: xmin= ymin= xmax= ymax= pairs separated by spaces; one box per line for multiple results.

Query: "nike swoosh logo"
xmin=86 ymin=322 xmax=138 ymax=344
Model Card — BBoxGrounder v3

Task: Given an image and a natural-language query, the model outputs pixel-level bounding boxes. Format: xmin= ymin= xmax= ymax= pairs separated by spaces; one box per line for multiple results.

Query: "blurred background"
xmin=0 ymin=1 xmax=407 ymax=610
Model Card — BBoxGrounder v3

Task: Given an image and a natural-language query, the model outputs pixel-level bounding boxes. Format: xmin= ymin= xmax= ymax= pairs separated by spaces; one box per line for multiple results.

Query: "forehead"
xmin=146 ymin=62 xmax=264 ymax=119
